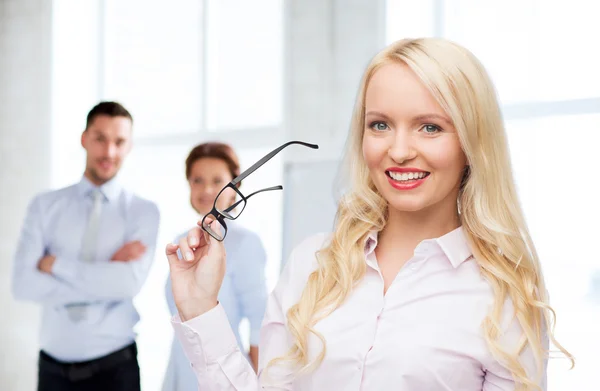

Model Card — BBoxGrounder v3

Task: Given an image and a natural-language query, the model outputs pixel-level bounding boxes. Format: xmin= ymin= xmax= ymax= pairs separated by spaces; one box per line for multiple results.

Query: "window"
xmin=103 ymin=0 xmax=203 ymax=136
xmin=505 ymin=113 xmax=600 ymax=389
xmin=386 ymin=0 xmax=435 ymax=40
xmin=387 ymin=0 xmax=600 ymax=105
xmin=102 ymin=0 xmax=284 ymax=136
xmin=441 ymin=0 xmax=600 ymax=104
xmin=205 ymin=0 xmax=284 ymax=130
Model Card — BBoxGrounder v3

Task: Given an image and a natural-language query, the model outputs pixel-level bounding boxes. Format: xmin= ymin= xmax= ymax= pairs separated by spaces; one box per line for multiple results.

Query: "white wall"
xmin=282 ymin=0 xmax=386 ymax=260
xmin=0 ymin=1 xmax=53 ymax=389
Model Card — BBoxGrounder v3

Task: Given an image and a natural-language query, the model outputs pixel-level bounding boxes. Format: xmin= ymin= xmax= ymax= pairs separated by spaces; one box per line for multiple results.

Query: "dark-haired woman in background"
xmin=162 ymin=142 xmax=267 ymax=391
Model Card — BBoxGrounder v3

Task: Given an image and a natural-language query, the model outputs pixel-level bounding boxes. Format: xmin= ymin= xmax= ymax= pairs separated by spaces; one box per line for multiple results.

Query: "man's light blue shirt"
xmin=11 ymin=176 xmax=160 ymax=362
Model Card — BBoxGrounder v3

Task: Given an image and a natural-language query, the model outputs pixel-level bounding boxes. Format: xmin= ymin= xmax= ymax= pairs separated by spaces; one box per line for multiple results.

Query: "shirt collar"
xmin=364 ymin=226 xmax=473 ymax=268
xmin=435 ymin=226 xmax=473 ymax=268
xmin=77 ymin=175 xmax=122 ymax=202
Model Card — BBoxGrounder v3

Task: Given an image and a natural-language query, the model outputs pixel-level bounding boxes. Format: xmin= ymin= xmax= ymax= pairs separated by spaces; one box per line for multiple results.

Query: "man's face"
xmin=81 ymin=114 xmax=133 ymax=185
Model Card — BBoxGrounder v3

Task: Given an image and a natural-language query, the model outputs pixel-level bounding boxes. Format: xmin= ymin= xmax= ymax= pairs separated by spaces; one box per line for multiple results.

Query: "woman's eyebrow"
xmin=412 ymin=113 xmax=453 ymax=125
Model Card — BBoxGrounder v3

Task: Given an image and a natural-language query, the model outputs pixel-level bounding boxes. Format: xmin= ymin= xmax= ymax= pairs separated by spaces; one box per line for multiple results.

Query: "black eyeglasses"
xmin=201 ymin=140 xmax=319 ymax=241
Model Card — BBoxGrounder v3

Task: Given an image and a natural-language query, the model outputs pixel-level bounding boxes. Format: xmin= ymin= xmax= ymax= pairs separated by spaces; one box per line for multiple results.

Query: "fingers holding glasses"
xmin=177 ymin=226 xmax=205 ymax=263
xmin=198 ymin=214 xmax=227 ymax=241
xmin=178 ymin=235 xmax=195 ymax=262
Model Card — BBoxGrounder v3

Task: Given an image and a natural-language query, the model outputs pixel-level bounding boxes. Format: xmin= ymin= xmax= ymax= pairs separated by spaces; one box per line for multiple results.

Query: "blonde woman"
xmin=165 ymin=38 xmax=572 ymax=390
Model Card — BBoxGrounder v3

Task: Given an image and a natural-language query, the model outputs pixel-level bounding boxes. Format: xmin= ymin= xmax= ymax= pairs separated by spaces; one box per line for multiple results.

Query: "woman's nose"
xmin=387 ymin=130 xmax=417 ymax=164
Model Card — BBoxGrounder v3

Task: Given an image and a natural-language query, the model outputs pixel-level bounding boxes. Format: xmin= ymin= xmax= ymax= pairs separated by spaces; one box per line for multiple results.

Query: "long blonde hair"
xmin=268 ymin=38 xmax=573 ymax=389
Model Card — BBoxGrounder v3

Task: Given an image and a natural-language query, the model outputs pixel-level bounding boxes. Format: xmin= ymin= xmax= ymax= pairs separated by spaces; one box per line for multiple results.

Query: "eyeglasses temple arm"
xmin=231 ymin=141 xmax=318 ymax=186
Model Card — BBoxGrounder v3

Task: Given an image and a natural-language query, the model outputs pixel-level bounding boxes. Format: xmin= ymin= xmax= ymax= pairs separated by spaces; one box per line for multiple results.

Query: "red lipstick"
xmin=385 ymin=167 xmax=430 ymax=190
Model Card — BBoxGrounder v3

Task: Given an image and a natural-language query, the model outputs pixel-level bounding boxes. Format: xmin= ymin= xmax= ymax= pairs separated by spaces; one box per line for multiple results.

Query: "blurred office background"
xmin=1 ymin=0 xmax=598 ymax=389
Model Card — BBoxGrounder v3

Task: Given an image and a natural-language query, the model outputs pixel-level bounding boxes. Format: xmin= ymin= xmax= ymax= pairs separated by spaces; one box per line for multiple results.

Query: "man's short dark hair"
xmin=85 ymin=101 xmax=133 ymax=129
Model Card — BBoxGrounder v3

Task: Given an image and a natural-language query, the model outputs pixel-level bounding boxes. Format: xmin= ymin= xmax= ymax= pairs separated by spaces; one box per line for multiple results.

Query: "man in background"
xmin=11 ymin=101 xmax=160 ymax=391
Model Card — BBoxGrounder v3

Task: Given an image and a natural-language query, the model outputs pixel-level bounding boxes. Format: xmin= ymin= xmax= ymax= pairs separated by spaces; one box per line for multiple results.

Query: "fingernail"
xmin=190 ymin=237 xmax=198 ymax=245
xmin=185 ymin=251 xmax=194 ymax=261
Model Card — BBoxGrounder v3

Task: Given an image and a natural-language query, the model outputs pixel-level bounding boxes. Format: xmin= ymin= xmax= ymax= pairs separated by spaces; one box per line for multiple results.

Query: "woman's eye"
xmin=422 ymin=124 xmax=441 ymax=134
xmin=370 ymin=122 xmax=389 ymax=132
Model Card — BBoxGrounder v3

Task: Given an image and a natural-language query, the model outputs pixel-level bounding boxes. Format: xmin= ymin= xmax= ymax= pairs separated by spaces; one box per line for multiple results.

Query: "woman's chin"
xmin=386 ymin=197 xmax=429 ymax=213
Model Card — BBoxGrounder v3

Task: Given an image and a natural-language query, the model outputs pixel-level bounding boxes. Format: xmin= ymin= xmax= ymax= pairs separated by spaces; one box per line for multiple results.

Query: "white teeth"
xmin=388 ymin=171 xmax=427 ymax=181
